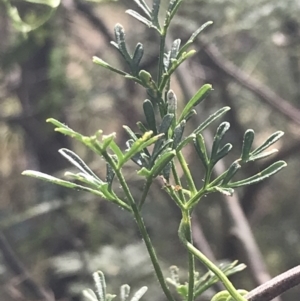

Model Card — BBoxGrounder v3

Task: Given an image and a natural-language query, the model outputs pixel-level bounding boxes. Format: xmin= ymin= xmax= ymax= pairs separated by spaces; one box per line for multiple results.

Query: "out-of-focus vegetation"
xmin=0 ymin=0 xmax=299 ymax=300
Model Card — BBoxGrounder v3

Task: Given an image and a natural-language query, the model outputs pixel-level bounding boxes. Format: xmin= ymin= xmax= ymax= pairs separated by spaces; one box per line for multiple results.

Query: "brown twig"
xmin=246 ymin=265 xmax=300 ymax=301
xmin=198 ymin=39 xmax=300 ymax=126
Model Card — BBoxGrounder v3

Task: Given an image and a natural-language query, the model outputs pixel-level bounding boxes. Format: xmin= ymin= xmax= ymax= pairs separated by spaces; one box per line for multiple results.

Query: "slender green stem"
xmin=157 ymin=30 xmax=166 ymax=85
xmin=177 ymin=151 xmax=197 ymax=196
xmin=138 ymin=177 xmax=153 ymax=210
xmin=105 ymin=155 xmax=175 ymax=301
xmin=171 ymin=161 xmax=186 ymax=203
xmin=182 ymin=211 xmax=195 ymax=301
xmin=178 ymin=219 xmax=247 ymax=301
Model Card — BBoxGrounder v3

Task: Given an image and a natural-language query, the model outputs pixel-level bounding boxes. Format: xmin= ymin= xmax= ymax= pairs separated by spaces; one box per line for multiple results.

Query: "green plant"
xmin=22 ymin=1 xmax=286 ymax=301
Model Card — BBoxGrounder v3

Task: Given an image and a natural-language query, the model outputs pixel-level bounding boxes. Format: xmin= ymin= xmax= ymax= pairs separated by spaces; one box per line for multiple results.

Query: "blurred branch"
xmin=198 ymin=39 xmax=300 ymax=126
xmin=246 ymin=265 xmax=300 ymax=301
xmin=0 ymin=232 xmax=54 ymax=301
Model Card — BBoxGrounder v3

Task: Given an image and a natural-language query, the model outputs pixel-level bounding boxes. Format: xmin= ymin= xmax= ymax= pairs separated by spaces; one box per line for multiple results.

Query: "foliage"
xmin=22 ymin=1 xmax=286 ymax=301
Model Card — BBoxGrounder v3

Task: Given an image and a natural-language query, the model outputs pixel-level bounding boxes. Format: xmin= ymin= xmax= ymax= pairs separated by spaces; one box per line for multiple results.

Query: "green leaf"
xmin=107 ymin=140 xmax=124 ymax=162
xmin=227 ymin=161 xmax=287 ymax=188
xmin=121 ymin=132 xmax=164 ymax=166
xmin=221 ymin=161 xmax=241 ymax=185
xmin=178 ymin=21 xmax=213 ymax=56
xmin=151 ymin=139 xmax=173 ymax=165
xmin=194 ymin=107 xmax=230 ymax=134
xmin=58 ymin=148 xmax=102 ymax=182
xmin=251 ymin=131 xmax=284 ymax=156
xmin=22 ymin=171 xmax=106 ymax=198
xmin=170 ymin=39 xmax=181 ymax=60
xmin=149 ymin=150 xmax=176 ymax=178
xmin=194 ymin=134 xmax=209 ymax=167
xmin=212 ymin=143 xmax=232 ymax=165
xmin=132 ymin=0 xmax=151 ymax=18
xmin=126 ymin=10 xmax=152 ymax=27
xmin=113 ymin=24 xmax=132 ymax=64
xmin=83 ymin=289 xmax=98 ymax=301
xmin=173 ymin=120 xmax=186 ymax=148
xmin=176 ymin=134 xmax=196 ymax=152
xmin=179 ymin=84 xmax=212 ymax=122
xmin=123 ymin=125 xmax=138 ymax=141
xmin=167 ymin=90 xmax=177 ymax=116
xmin=210 ymin=122 xmax=230 ymax=160
xmin=132 ymin=43 xmax=144 ymax=71
xmin=241 ymin=129 xmax=255 ymax=162
xmin=93 ymin=271 xmax=106 ymax=301
xmin=212 ymin=186 xmax=234 ymax=196
xmin=248 ymin=149 xmax=278 ymax=161
xmin=93 ymin=57 xmax=128 ymax=76
xmin=136 ymin=121 xmax=148 ymax=133
xmin=143 ymin=99 xmax=157 ymax=135
xmin=159 ymin=113 xmax=174 ymax=134
xmin=102 ymin=133 xmax=117 ymax=150
xmin=151 ymin=0 xmax=161 ymax=27
xmin=130 ymin=287 xmax=148 ymax=301
xmin=120 ymin=285 xmax=130 ymax=301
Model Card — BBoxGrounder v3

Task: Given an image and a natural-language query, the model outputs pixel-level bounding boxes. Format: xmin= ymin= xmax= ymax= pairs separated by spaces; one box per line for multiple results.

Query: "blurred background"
xmin=0 ymin=0 xmax=300 ymax=300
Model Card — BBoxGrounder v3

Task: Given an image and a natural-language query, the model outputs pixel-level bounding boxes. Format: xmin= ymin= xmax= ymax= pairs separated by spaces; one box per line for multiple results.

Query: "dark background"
xmin=0 ymin=0 xmax=300 ymax=300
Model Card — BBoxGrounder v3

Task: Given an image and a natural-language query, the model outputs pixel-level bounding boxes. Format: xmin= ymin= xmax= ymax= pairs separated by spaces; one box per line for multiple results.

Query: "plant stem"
xmin=171 ymin=161 xmax=186 ymax=203
xmin=178 ymin=219 xmax=247 ymax=301
xmin=158 ymin=30 xmax=166 ymax=86
xmin=107 ymin=159 xmax=175 ymax=301
xmin=177 ymin=151 xmax=197 ymax=196
xmin=182 ymin=211 xmax=195 ymax=301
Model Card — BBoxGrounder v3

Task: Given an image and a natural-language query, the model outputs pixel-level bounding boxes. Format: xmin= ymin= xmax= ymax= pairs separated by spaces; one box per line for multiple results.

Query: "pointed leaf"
xmin=241 ymin=129 xmax=255 ymax=162
xmin=132 ymin=0 xmax=151 ymax=18
xmin=93 ymin=56 xmax=128 ymax=76
xmin=227 ymin=161 xmax=287 ymax=188
xmin=59 ymin=148 xmax=101 ymax=181
xmin=143 ymin=99 xmax=157 ymax=135
xmin=194 ymin=107 xmax=230 ymax=134
xmin=22 ymin=171 xmax=106 ymax=198
xmin=123 ymin=125 xmax=139 ymax=141
xmin=136 ymin=121 xmax=148 ymax=133
xmin=179 ymin=84 xmax=212 ymax=122
xmin=251 ymin=131 xmax=284 ymax=156
xmin=126 ymin=10 xmax=152 ymax=27
xmin=178 ymin=21 xmax=213 ymax=56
